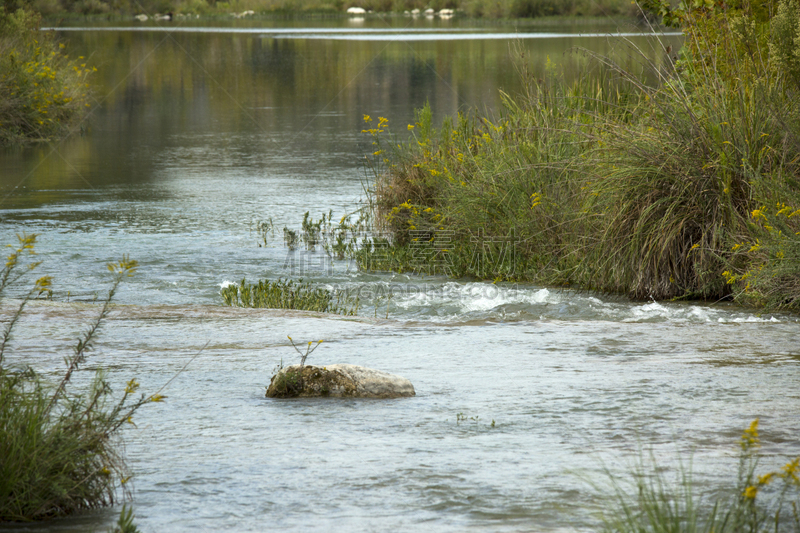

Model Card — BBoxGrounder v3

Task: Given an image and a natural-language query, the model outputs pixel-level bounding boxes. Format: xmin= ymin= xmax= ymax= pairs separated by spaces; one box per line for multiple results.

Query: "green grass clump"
xmin=109 ymin=505 xmax=141 ymax=533
xmin=0 ymin=235 xmax=158 ymax=521
xmin=221 ymin=277 xmax=360 ymax=315
xmin=601 ymin=420 xmax=800 ymax=533
xmin=581 ymin=0 xmax=800 ymax=303
xmin=355 ymin=0 xmax=800 ymax=311
xmin=0 ymin=8 xmax=94 ymax=145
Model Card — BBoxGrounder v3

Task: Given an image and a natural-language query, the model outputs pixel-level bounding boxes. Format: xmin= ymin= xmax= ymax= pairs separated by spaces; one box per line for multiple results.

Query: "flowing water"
xmin=1 ymin=16 xmax=798 ymax=533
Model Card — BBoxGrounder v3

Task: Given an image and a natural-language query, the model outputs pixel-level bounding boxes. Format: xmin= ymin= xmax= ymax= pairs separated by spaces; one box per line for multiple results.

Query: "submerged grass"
xmin=221 ymin=277 xmax=360 ymax=315
xmin=348 ymin=0 xmax=800 ymax=311
xmin=0 ymin=235 xmax=159 ymax=521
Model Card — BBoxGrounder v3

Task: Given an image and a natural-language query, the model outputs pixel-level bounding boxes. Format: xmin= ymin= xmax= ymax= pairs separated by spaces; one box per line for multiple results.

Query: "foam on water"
xmin=380 ymin=280 xmax=800 ymax=325
xmin=354 ymin=280 xmax=789 ymax=325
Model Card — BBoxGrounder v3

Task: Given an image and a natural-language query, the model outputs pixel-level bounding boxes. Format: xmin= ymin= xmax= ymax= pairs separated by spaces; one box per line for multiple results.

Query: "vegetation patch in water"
xmin=221 ymin=277 xmax=359 ymax=315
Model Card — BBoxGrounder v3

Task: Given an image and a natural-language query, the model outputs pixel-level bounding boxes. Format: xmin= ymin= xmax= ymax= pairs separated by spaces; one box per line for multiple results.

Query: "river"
xmin=0 ymin=15 xmax=798 ymax=533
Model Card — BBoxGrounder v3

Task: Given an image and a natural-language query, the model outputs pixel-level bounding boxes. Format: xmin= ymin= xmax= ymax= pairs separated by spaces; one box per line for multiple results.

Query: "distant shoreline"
xmin=42 ymin=26 xmax=682 ymax=40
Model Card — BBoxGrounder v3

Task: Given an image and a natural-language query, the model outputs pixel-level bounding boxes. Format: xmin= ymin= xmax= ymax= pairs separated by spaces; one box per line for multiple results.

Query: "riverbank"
xmin=23 ymin=0 xmax=637 ymax=20
xmin=356 ymin=0 xmax=800 ymax=312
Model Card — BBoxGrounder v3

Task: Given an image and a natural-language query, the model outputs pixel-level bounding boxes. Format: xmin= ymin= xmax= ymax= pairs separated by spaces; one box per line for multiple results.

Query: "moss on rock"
xmin=266 ymin=364 xmax=414 ymax=399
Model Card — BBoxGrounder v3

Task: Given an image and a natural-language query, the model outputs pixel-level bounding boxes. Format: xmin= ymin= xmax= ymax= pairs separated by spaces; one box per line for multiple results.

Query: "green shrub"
xmin=0 ymin=8 xmax=94 ymax=145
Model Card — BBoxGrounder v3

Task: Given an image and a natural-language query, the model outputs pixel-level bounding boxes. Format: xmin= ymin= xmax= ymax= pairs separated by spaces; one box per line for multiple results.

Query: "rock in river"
xmin=266 ymin=364 xmax=415 ymax=399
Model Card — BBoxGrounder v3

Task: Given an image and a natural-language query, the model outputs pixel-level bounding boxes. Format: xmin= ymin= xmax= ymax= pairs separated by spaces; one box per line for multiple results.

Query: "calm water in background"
xmin=1 ymin=17 xmax=799 ymax=533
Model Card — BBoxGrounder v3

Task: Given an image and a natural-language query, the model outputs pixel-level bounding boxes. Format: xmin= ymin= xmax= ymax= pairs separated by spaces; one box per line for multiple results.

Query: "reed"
xmin=359 ymin=69 xmax=642 ymax=283
xmin=579 ymin=1 xmax=800 ymax=303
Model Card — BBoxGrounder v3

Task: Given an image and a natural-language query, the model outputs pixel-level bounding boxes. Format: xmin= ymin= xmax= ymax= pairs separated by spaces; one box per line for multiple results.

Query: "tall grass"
xmin=357 ymin=0 xmax=800 ymax=311
xmin=0 ymin=8 xmax=94 ymax=145
xmin=581 ymin=1 xmax=800 ymax=302
xmin=358 ymin=63 xmax=646 ymax=283
xmin=601 ymin=420 xmax=800 ymax=533
xmin=0 ymin=234 xmax=157 ymax=521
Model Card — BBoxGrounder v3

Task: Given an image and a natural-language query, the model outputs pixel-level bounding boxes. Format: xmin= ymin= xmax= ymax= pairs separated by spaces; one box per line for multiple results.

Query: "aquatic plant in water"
xmin=220 ymin=277 xmax=359 ymax=315
xmin=109 ymin=504 xmax=141 ymax=533
xmin=253 ymin=218 xmax=274 ymax=248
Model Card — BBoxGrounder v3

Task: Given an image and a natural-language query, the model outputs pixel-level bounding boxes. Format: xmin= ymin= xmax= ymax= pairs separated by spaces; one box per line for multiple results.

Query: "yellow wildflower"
xmin=757 ymin=472 xmax=775 ymax=485
xmin=741 ymin=418 xmax=759 ymax=450
xmin=782 ymin=458 xmax=799 ymax=483
xmin=125 ymin=379 xmax=140 ymax=394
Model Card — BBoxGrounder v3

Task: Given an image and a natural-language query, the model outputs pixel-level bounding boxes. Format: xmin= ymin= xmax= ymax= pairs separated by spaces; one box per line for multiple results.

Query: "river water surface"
xmin=0 ymin=16 xmax=798 ymax=533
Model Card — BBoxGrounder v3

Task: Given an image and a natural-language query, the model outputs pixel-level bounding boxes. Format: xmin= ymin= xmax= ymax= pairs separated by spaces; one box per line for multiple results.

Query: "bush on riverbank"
xmin=0 ymin=235 xmax=154 ymax=521
xmin=358 ymin=0 xmax=800 ymax=311
xmin=0 ymin=8 xmax=93 ymax=145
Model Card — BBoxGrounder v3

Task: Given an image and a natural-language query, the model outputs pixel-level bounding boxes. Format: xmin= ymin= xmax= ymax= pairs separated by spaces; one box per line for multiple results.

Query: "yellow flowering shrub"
xmin=0 ymin=9 xmax=94 ymax=144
